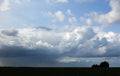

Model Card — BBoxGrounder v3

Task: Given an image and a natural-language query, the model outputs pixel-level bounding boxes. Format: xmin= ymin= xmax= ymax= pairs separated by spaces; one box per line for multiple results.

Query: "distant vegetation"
xmin=92 ymin=61 xmax=109 ymax=68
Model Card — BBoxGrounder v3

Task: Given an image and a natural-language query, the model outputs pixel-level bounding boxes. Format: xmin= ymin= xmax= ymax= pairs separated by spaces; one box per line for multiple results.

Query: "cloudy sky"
xmin=0 ymin=0 xmax=120 ymax=67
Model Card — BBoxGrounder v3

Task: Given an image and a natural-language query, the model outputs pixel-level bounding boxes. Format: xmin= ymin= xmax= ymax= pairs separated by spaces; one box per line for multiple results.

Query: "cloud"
xmin=79 ymin=0 xmax=120 ymax=28
xmin=66 ymin=9 xmax=78 ymax=24
xmin=0 ymin=0 xmax=10 ymax=11
xmin=86 ymin=18 xmax=92 ymax=25
xmin=36 ymin=26 xmax=52 ymax=31
xmin=0 ymin=0 xmax=31 ymax=12
xmin=57 ymin=57 xmax=81 ymax=63
xmin=57 ymin=56 xmax=107 ymax=63
xmin=1 ymin=29 xmax=18 ymax=36
xmin=47 ymin=0 xmax=68 ymax=4
xmin=56 ymin=0 xmax=68 ymax=3
xmin=0 ymin=26 xmax=120 ymax=66
xmin=0 ymin=48 xmax=60 ymax=66
xmin=0 ymin=46 xmax=31 ymax=57
xmin=0 ymin=26 xmax=120 ymax=57
xmin=48 ymin=11 xmax=65 ymax=22
xmin=88 ymin=0 xmax=120 ymax=26
xmin=68 ymin=17 xmax=77 ymax=24
xmin=14 ymin=0 xmax=31 ymax=4
xmin=67 ymin=9 xmax=73 ymax=16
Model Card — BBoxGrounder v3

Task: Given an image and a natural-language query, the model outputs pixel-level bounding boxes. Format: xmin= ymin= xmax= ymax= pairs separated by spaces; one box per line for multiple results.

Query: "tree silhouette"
xmin=100 ymin=61 xmax=109 ymax=68
xmin=92 ymin=61 xmax=109 ymax=68
xmin=92 ymin=64 xmax=99 ymax=68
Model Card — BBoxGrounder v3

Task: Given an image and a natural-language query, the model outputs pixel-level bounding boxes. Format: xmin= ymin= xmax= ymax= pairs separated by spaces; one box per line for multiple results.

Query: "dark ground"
xmin=0 ymin=67 xmax=120 ymax=76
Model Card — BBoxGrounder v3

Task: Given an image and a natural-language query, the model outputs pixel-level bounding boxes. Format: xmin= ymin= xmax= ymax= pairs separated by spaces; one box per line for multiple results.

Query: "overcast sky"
xmin=0 ymin=0 xmax=120 ymax=67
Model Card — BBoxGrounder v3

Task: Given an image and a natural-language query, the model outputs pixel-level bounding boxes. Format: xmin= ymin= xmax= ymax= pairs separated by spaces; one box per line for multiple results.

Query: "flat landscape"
xmin=0 ymin=67 xmax=120 ymax=76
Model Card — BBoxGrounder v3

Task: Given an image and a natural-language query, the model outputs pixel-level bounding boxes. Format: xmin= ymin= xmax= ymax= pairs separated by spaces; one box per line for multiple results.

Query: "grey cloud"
xmin=36 ymin=26 xmax=52 ymax=31
xmin=93 ymin=37 xmax=108 ymax=48
xmin=0 ymin=45 xmax=60 ymax=66
xmin=81 ymin=27 xmax=96 ymax=41
xmin=0 ymin=54 xmax=60 ymax=67
xmin=104 ymin=45 xmax=120 ymax=57
xmin=1 ymin=29 xmax=18 ymax=36
xmin=0 ymin=46 xmax=29 ymax=57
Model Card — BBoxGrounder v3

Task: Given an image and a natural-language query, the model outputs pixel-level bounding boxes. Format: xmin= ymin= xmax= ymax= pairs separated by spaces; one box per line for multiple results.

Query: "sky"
xmin=0 ymin=0 xmax=120 ymax=67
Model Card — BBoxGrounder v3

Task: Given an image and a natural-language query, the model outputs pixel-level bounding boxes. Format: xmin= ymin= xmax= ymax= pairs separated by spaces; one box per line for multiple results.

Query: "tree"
xmin=92 ymin=64 xmax=99 ymax=68
xmin=100 ymin=61 xmax=109 ymax=68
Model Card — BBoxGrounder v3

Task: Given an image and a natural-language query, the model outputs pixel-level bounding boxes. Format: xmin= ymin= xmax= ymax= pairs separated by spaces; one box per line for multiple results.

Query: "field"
xmin=0 ymin=67 xmax=120 ymax=76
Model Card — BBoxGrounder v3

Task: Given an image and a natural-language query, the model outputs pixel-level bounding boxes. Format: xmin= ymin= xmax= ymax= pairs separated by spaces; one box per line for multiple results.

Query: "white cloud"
xmin=68 ymin=17 xmax=77 ymax=23
xmin=67 ymin=9 xmax=78 ymax=24
xmin=67 ymin=9 xmax=73 ymax=16
xmin=56 ymin=0 xmax=68 ymax=3
xmin=57 ymin=57 xmax=81 ymax=63
xmin=57 ymin=56 xmax=107 ymax=63
xmin=98 ymin=46 xmax=106 ymax=55
xmin=14 ymin=0 xmax=31 ymax=4
xmin=91 ymin=0 xmax=120 ymax=25
xmin=80 ymin=17 xmax=92 ymax=25
xmin=86 ymin=18 xmax=92 ymax=25
xmin=48 ymin=11 xmax=65 ymax=22
xmin=47 ymin=0 xmax=68 ymax=3
xmin=0 ymin=0 xmax=10 ymax=11
xmin=79 ymin=0 xmax=120 ymax=27
xmin=36 ymin=40 xmax=54 ymax=48
xmin=0 ymin=0 xmax=31 ymax=12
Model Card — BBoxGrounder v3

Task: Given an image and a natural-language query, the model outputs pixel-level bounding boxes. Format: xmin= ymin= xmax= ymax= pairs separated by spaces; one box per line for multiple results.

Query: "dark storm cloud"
xmin=0 ymin=45 xmax=60 ymax=66
xmin=0 ymin=55 xmax=60 ymax=67
xmin=0 ymin=45 xmax=60 ymax=58
xmin=0 ymin=46 xmax=29 ymax=57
